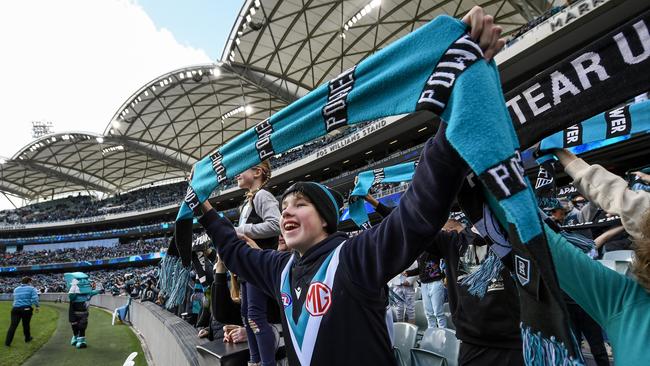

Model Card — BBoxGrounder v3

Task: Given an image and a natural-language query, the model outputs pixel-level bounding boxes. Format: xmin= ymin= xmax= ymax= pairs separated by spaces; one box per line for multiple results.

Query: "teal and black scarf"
xmin=534 ymin=99 xmax=650 ymax=197
xmin=177 ymin=12 xmax=650 ymax=364
xmin=348 ymin=161 xmax=416 ymax=228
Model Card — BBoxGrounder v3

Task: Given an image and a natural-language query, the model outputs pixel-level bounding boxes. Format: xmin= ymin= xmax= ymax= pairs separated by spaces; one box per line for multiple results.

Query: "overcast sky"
xmin=0 ymin=0 xmax=242 ymax=208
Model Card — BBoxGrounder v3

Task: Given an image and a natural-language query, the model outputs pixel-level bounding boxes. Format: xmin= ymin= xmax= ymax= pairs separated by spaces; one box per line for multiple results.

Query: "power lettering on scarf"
xmin=479 ymin=151 xmax=527 ymax=200
xmin=184 ymin=185 xmax=201 ymax=214
xmin=417 ymin=34 xmax=484 ymax=114
xmin=322 ymin=66 xmax=357 ymax=132
xmin=210 ymin=151 xmax=228 ymax=183
xmin=605 ymin=105 xmax=631 ymax=138
xmin=255 ymin=118 xmax=275 ymax=160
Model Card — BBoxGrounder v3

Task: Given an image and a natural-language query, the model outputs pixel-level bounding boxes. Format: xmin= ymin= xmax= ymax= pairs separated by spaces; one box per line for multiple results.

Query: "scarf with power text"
xmin=191 ymin=232 xmax=215 ymax=288
xmin=175 ymin=13 xmax=650 ymax=364
xmin=538 ymin=99 xmax=650 ymax=154
xmin=177 ymin=10 xmax=650 ymax=253
xmin=533 ymin=99 xmax=650 ymax=196
xmin=348 ymin=161 xmax=416 ymax=228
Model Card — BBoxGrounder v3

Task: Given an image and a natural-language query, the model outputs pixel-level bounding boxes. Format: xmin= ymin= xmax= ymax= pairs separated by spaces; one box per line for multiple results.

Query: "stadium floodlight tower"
xmin=31 ymin=121 xmax=54 ymax=139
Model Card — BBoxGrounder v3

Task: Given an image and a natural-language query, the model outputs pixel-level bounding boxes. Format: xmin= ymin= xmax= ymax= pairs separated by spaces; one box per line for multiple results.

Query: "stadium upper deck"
xmin=0 ymin=0 xmax=646 ymax=219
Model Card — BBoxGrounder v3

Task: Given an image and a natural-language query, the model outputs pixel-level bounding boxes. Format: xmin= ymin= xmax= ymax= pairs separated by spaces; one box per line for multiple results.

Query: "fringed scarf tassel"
xmin=459 ymin=251 xmax=504 ymax=298
xmin=522 ymin=324 xmax=584 ymax=366
xmin=165 ymin=260 xmax=190 ymax=309
xmin=158 ymin=254 xmax=176 ymax=296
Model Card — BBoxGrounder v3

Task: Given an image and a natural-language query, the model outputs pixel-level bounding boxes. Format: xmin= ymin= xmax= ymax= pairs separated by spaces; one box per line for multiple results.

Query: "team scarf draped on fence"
xmin=177 ymin=14 xmax=587 ymax=364
xmin=348 ymin=161 xmax=417 ymax=228
xmin=505 ymin=9 xmax=650 ymax=148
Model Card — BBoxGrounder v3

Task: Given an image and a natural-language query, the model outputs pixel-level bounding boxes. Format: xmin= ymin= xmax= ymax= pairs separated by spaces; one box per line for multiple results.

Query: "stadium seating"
xmin=600 ymin=250 xmax=634 ymax=276
xmin=444 ymin=313 xmax=455 ymax=331
xmin=0 ymin=182 xmax=186 ymax=224
xmin=602 ymin=250 xmax=634 ymax=262
xmin=409 ymin=348 xmax=446 ymax=366
xmin=419 ymin=328 xmax=460 ymax=366
xmin=393 ymin=322 xmax=419 ymax=366
xmin=0 ymin=238 xmax=163 ymax=266
xmin=414 ymin=300 xmax=428 ymax=332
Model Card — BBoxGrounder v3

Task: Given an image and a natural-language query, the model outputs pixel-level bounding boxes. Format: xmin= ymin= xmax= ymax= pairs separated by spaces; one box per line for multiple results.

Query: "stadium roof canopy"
xmin=1 ymin=0 xmax=543 ymax=201
xmin=222 ymin=0 xmax=541 ymax=89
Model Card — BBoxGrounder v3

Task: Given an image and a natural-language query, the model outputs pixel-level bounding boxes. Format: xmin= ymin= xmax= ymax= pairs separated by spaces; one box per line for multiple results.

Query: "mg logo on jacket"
xmin=306 ymin=282 xmax=332 ymax=316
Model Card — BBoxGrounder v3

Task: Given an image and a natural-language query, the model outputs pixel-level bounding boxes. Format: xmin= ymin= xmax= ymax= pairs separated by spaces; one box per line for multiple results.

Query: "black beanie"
xmin=281 ymin=182 xmax=344 ymax=234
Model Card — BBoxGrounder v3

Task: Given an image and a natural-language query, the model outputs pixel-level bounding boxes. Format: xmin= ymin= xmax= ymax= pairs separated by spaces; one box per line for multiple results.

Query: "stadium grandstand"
xmin=1 ymin=0 xmax=649 ymax=365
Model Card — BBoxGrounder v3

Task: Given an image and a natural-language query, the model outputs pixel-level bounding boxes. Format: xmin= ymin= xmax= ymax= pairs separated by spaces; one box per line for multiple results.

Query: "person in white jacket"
xmin=554 ymin=149 xmax=650 ymax=241
xmin=553 ymin=149 xmax=650 ymax=287
xmin=389 ymin=261 xmax=418 ymax=324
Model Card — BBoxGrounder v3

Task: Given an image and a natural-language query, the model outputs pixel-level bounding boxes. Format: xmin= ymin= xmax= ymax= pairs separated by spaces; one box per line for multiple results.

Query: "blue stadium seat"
xmin=393 ymin=322 xmax=419 ymax=366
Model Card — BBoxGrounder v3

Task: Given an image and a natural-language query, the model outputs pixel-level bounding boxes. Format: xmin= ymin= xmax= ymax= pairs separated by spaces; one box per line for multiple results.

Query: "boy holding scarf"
xmin=198 ymin=7 xmax=505 ymax=365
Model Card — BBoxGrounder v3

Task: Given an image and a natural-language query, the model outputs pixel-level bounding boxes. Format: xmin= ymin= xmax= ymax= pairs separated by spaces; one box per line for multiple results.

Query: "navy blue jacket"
xmin=200 ymin=124 xmax=468 ymax=365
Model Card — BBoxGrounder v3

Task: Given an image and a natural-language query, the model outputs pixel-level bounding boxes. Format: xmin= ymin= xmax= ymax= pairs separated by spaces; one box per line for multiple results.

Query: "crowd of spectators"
xmin=0 ymin=182 xmax=186 ymax=225
xmin=0 ymin=222 xmax=175 ymax=245
xmin=0 ymin=120 xmax=376 ymax=226
xmin=0 ymin=265 xmax=158 ymax=295
xmin=0 ymin=238 xmax=165 ymax=267
xmin=505 ymin=4 xmax=567 ymax=46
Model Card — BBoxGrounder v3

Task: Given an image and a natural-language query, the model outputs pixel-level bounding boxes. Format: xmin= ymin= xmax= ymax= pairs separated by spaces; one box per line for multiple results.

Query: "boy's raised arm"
xmin=343 ymin=123 xmax=469 ymax=290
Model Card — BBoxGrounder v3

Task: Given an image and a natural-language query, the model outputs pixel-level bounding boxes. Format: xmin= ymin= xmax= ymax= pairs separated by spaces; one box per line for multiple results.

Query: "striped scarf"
xmin=176 ymin=12 xmax=650 ymax=364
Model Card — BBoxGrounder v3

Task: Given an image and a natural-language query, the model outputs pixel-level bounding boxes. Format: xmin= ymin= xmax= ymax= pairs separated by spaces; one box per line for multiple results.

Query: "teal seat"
xmin=393 ymin=322 xmax=419 ymax=366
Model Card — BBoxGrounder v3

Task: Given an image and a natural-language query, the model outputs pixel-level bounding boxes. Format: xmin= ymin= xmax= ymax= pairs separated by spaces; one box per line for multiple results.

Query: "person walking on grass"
xmin=5 ymin=277 xmax=39 ymax=347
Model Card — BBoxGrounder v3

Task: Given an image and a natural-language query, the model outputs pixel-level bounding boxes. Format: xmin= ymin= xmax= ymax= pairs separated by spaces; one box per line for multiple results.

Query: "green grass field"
xmin=0 ymin=301 xmax=59 ymax=366
xmin=1 ymin=301 xmax=147 ymax=366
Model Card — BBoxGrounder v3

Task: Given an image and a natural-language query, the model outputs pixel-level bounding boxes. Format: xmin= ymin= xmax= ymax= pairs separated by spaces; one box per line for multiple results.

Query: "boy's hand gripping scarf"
xmin=348 ymin=161 xmax=417 ymax=229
